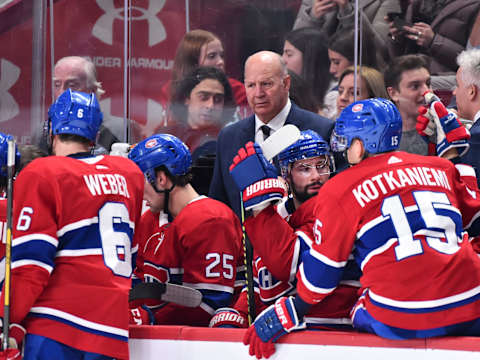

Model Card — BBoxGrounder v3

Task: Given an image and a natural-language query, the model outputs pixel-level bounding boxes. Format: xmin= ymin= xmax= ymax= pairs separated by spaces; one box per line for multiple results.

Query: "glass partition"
xmin=0 ymin=0 xmax=302 ymax=147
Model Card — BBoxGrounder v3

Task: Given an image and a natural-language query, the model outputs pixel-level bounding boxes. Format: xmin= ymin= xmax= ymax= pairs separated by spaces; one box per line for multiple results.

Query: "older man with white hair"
xmin=452 ymin=48 xmax=480 ymax=184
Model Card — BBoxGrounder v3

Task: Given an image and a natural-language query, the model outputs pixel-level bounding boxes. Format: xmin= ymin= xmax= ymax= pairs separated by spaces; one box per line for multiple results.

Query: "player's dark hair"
xmin=57 ymin=133 xmax=93 ymax=146
xmin=170 ymin=66 xmax=235 ymax=125
xmin=384 ymin=54 xmax=431 ymax=90
xmin=17 ymin=144 xmax=47 ymax=172
xmin=155 ymin=165 xmax=193 ymax=187
xmin=328 ymin=28 xmax=379 ymax=70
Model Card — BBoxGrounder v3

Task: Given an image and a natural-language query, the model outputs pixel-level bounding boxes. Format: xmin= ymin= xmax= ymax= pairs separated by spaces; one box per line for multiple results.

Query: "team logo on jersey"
xmin=0 ymin=59 xmax=20 ymax=122
xmin=145 ymin=138 xmax=158 ymax=148
xmin=352 ymin=103 xmax=363 ymax=112
xmin=93 ymin=0 xmax=166 ymax=46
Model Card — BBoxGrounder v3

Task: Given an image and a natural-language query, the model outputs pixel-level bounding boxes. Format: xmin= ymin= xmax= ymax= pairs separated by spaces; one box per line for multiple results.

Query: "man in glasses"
xmin=210 ymin=131 xmax=359 ymax=337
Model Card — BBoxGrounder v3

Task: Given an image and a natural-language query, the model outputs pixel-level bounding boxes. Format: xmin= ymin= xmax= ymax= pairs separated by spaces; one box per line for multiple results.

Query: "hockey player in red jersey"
xmin=212 ymin=130 xmax=359 ymax=331
xmin=232 ymin=98 xmax=480 ymax=359
xmin=0 ymin=89 xmax=144 ymax=360
xmin=128 ymin=134 xmax=243 ymax=326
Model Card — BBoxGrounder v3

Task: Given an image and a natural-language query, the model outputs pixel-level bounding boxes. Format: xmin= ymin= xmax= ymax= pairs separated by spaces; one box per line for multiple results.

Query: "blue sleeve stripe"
xmin=12 ymin=259 xmax=53 ymax=273
xmin=299 ymin=264 xmax=336 ymax=294
xmin=200 ymin=290 xmax=234 ymax=311
xmin=309 ymin=248 xmax=347 ymax=268
xmin=183 ymin=282 xmax=234 ymax=293
xmin=302 ymin=252 xmax=344 ymax=288
xmin=13 ymin=233 xmax=58 ymax=247
xmin=13 ymin=240 xmax=57 ymax=267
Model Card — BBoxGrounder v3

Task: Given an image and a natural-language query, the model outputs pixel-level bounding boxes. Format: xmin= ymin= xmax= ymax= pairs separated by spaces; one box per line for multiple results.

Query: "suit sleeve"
xmin=452 ymin=164 xmax=480 ymax=236
xmin=208 ymin=131 xmax=228 ymax=204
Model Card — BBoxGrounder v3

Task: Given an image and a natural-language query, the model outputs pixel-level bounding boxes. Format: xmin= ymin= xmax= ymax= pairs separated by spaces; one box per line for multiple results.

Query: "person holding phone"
xmin=386 ymin=0 xmax=480 ymax=77
xmin=294 ymin=0 xmax=401 ymax=62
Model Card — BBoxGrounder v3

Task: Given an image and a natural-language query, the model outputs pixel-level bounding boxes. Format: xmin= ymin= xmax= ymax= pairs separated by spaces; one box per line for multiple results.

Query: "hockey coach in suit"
xmin=209 ymin=50 xmax=335 ymax=217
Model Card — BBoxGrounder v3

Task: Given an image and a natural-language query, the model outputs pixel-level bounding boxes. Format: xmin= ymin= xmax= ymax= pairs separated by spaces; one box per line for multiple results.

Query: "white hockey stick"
xmin=129 ymin=282 xmax=202 ymax=308
xmin=259 ymin=124 xmax=301 ymax=161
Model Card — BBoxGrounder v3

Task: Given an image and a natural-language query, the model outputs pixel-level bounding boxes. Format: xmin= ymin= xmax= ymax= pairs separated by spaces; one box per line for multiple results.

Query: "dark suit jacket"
xmin=462 ymin=120 xmax=480 ymax=187
xmin=209 ymin=103 xmax=335 ymax=217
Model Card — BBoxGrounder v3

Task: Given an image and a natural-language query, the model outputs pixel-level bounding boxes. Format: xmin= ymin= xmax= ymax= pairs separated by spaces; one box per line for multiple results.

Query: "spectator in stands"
xmin=167 ymin=66 xmax=236 ymax=195
xmin=294 ymin=0 xmax=401 ymax=61
xmin=168 ymin=67 xmax=235 ymax=152
xmin=209 ymin=51 xmax=334 ymax=217
xmin=386 ymin=0 xmax=480 ymax=87
xmin=384 ymin=54 xmax=432 ymax=155
xmin=159 ymin=29 xmax=250 ymax=128
xmin=326 ymin=29 xmax=380 ymax=119
xmin=48 ymin=56 xmax=119 ymax=152
xmin=336 ymin=66 xmax=389 ymax=115
xmin=288 ymin=70 xmax=319 ymax=113
xmin=282 ymin=27 xmax=332 ymax=115
xmin=468 ymin=11 xmax=480 ymax=49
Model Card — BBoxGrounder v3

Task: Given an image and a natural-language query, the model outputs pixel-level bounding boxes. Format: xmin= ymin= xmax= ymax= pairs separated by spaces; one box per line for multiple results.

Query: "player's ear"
xmin=155 ymin=170 xmax=168 ymax=190
xmin=469 ymin=83 xmax=477 ymax=100
xmin=347 ymin=139 xmax=365 ymax=165
xmin=387 ymin=86 xmax=399 ymax=103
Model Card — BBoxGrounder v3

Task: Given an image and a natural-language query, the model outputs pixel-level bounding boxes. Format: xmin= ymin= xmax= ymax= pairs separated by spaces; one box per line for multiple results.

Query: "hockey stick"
xmin=2 ymin=139 xmax=15 ymax=351
xmin=241 ymin=124 xmax=301 ymax=325
xmin=129 ymin=282 xmax=202 ymax=308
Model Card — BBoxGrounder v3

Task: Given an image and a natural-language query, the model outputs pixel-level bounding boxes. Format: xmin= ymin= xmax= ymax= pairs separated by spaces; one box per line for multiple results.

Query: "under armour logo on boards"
xmin=93 ymin=0 xmax=166 ymax=46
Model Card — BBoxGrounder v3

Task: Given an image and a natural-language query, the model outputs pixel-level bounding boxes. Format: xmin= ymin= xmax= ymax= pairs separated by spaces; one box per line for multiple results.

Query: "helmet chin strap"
xmin=153 ymin=182 xmax=176 ymax=218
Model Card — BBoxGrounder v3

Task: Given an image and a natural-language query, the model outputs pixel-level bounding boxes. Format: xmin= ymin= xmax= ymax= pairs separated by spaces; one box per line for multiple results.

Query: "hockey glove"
xmin=230 ymin=142 xmax=286 ymax=211
xmin=416 ymin=105 xmax=435 ymax=138
xmin=0 ymin=323 xmax=25 ymax=359
xmin=129 ymin=305 xmax=155 ymax=325
xmin=429 ymin=101 xmax=470 ymax=157
xmin=243 ymin=296 xmax=306 ymax=359
xmin=209 ymin=308 xmax=248 ymax=328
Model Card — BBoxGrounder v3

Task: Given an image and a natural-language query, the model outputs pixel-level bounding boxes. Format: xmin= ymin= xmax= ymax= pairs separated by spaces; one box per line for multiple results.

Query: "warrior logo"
xmin=0 ymin=59 xmax=20 ymax=122
xmin=93 ymin=0 xmax=166 ymax=46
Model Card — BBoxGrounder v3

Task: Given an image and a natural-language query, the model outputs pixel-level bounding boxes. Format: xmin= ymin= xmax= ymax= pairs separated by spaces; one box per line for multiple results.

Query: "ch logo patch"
xmin=93 ymin=0 xmax=166 ymax=46
xmin=0 ymin=59 xmax=20 ymax=122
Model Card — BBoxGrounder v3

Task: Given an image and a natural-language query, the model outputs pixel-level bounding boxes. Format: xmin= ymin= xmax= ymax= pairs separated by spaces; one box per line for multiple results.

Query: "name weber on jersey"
xmin=83 ymin=174 xmax=130 ymax=198
xmin=353 ymin=166 xmax=450 ymax=208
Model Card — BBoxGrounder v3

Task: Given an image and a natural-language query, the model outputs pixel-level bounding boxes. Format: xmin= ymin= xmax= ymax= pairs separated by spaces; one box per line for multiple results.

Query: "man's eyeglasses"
xmin=291 ymin=160 xmax=332 ymax=176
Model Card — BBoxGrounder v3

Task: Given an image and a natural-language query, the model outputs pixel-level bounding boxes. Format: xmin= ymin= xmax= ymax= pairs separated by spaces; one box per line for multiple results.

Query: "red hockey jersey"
xmin=0 ymin=154 xmax=144 ymax=359
xmin=240 ymin=197 xmax=359 ymax=328
xmin=297 ymin=151 xmax=480 ymax=332
xmin=134 ymin=196 xmax=243 ymax=326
